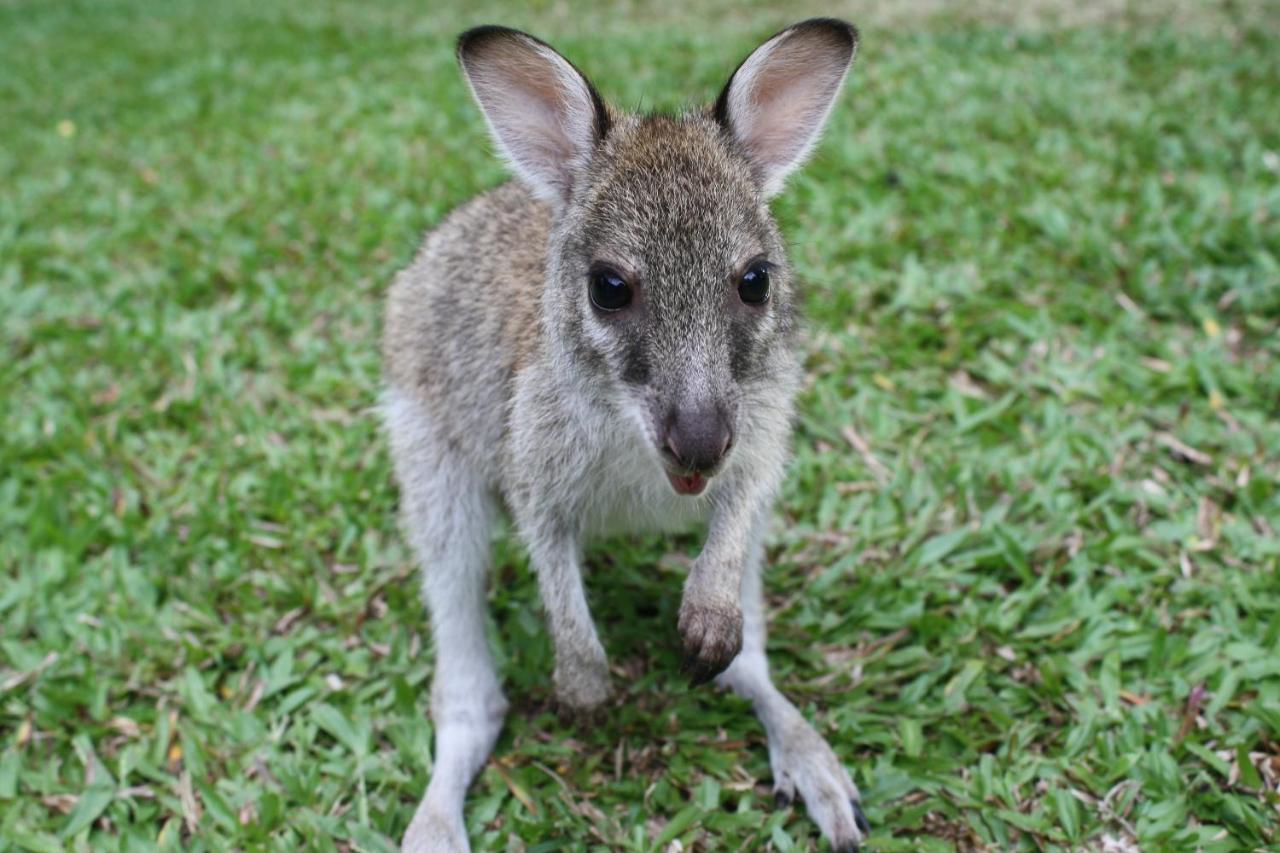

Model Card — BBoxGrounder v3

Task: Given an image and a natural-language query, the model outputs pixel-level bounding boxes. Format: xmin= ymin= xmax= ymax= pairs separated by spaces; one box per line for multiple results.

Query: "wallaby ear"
xmin=458 ymin=26 xmax=610 ymax=207
xmin=714 ymin=19 xmax=857 ymax=197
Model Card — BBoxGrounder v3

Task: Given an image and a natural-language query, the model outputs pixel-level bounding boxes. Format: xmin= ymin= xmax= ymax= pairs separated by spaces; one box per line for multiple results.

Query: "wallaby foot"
xmin=553 ymin=647 xmax=613 ymax=712
xmin=723 ymin=659 xmax=869 ymax=850
xmin=402 ymin=803 xmax=469 ymax=853
xmin=402 ymin=694 xmax=507 ymax=853
xmin=766 ymin=706 xmax=867 ymax=850
xmin=718 ymin=550 xmax=869 ymax=850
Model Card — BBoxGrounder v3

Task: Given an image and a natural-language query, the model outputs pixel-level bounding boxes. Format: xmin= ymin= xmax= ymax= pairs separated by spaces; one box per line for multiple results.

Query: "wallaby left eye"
xmin=589 ymin=266 xmax=633 ymax=312
xmin=738 ymin=262 xmax=771 ymax=305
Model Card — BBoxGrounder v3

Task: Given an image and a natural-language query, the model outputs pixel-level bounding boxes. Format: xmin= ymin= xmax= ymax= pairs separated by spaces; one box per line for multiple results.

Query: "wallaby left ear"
xmin=714 ymin=18 xmax=858 ymax=197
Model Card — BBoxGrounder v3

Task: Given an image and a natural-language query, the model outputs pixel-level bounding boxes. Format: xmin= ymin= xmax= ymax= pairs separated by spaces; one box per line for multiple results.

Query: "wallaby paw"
xmin=768 ymin=716 xmax=867 ymax=850
xmin=678 ymin=598 xmax=743 ymax=685
xmin=402 ymin=806 xmax=469 ymax=853
xmin=555 ymin=699 xmax=611 ymax=729
xmin=553 ymin=653 xmax=613 ymax=713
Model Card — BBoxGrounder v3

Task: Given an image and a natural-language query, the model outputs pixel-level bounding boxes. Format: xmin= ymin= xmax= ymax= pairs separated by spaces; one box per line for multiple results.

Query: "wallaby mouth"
xmin=666 ymin=469 xmax=708 ymax=496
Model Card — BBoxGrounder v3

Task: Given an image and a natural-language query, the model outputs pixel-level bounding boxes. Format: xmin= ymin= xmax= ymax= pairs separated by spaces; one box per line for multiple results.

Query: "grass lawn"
xmin=3 ymin=0 xmax=1279 ymax=849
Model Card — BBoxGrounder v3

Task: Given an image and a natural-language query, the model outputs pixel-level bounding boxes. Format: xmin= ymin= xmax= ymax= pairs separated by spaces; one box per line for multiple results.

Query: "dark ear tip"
xmin=456 ymin=25 xmax=524 ymax=62
xmin=792 ymin=17 xmax=859 ymax=55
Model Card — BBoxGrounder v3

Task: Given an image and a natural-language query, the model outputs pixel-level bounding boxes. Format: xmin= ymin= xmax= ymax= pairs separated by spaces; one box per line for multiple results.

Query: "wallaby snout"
xmin=662 ymin=402 xmax=734 ymax=474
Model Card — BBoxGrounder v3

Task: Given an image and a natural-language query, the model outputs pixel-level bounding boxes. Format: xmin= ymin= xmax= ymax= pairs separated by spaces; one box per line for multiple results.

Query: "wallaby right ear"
xmin=458 ymin=26 xmax=610 ymax=207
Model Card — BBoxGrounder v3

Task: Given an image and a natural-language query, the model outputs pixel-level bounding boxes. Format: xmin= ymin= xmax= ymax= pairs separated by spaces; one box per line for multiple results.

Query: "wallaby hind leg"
xmin=384 ymin=389 xmax=506 ymax=853
xmin=716 ymin=535 xmax=869 ymax=853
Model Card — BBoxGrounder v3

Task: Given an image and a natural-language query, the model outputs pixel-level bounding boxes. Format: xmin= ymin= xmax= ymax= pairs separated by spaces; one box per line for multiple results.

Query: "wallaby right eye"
xmin=737 ymin=260 xmax=771 ymax=305
xmin=588 ymin=266 xmax=633 ymax=312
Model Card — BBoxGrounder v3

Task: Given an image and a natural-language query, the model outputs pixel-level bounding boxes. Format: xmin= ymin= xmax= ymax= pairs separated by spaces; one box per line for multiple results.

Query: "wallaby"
xmin=382 ymin=19 xmax=865 ymax=851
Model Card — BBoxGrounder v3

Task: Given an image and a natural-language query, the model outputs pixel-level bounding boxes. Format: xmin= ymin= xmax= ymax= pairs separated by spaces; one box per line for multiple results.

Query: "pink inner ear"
xmin=472 ymin=51 xmax=579 ymax=159
xmin=463 ymin=35 xmax=598 ymax=203
xmin=727 ymin=27 xmax=853 ymax=192
xmin=749 ymin=56 xmax=835 ymax=166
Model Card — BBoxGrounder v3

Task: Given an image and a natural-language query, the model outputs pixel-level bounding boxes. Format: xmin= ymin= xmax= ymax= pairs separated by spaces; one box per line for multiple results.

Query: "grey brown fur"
xmin=382 ymin=19 xmax=865 ymax=851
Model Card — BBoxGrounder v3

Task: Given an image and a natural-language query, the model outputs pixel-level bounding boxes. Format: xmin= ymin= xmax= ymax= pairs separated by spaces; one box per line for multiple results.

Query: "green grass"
xmin=3 ymin=0 xmax=1279 ymax=849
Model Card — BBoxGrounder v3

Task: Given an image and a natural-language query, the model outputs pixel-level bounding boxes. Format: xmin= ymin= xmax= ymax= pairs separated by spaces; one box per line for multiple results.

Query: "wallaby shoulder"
xmin=382 ymin=181 xmax=552 ymax=471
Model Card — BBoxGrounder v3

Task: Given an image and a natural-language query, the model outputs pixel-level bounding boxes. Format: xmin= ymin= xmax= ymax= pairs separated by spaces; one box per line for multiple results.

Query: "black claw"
xmin=834 ymin=843 xmax=860 ymax=853
xmin=773 ymin=789 xmax=793 ymax=809
xmin=689 ymin=665 xmax=717 ymax=686
xmin=681 ymin=654 xmax=724 ymax=687
xmin=680 ymin=655 xmax=703 ymax=683
xmin=852 ymin=799 xmax=871 ymax=834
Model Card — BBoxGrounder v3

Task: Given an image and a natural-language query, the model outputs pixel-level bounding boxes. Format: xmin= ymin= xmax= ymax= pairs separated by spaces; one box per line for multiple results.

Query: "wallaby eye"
xmin=738 ymin=261 xmax=771 ymax=305
xmin=588 ymin=267 xmax=633 ymax=312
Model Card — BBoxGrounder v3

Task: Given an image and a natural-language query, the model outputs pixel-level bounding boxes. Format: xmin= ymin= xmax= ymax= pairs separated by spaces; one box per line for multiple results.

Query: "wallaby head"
xmin=457 ymin=20 xmax=856 ymax=496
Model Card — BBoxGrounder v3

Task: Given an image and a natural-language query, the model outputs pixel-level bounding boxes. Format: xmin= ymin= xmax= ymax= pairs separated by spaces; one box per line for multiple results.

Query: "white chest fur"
xmin=578 ymin=426 xmax=716 ymax=539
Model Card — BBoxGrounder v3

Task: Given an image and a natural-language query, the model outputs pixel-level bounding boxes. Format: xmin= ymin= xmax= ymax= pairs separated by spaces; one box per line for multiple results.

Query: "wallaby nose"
xmin=663 ymin=406 xmax=734 ymax=473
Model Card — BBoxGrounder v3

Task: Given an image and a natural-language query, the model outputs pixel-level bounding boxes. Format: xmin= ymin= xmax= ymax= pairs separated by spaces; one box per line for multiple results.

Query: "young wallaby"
xmin=382 ymin=19 xmax=864 ymax=851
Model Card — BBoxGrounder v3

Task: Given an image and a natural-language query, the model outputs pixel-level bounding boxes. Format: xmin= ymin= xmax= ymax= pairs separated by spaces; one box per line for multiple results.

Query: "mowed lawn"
xmin=2 ymin=0 xmax=1279 ymax=849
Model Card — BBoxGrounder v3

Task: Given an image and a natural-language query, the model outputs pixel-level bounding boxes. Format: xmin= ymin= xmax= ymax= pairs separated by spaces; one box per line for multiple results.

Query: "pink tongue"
xmin=671 ymin=471 xmax=706 ymax=495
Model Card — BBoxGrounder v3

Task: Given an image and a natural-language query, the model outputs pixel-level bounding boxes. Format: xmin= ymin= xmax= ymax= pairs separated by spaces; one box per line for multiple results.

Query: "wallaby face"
xmin=385 ymin=19 xmax=865 ymax=853
xmin=555 ymin=116 xmax=796 ymax=493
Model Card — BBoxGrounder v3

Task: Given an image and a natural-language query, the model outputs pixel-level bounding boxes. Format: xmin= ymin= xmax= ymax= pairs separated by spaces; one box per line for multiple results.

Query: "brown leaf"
xmin=108 ymin=716 xmax=142 ymax=738
xmin=43 ymin=794 xmax=78 ymax=814
xmin=490 ymin=758 xmax=539 ymax=817
xmin=92 ymin=384 xmax=120 ymax=406
xmin=178 ymin=771 xmax=202 ymax=834
xmin=1176 ymin=683 xmax=1207 ymax=742
xmin=272 ymin=607 xmax=305 ymax=635
xmin=1195 ymin=497 xmax=1220 ymax=547
xmin=1156 ymin=432 xmax=1212 ymax=466
xmin=842 ymin=425 xmax=889 ymax=483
